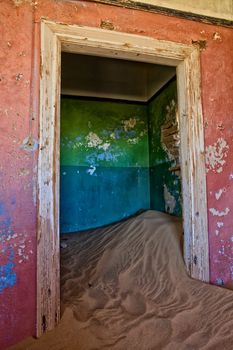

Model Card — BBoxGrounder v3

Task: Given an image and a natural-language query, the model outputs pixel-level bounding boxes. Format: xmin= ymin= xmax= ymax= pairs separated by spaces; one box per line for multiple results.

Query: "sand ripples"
xmin=11 ymin=211 xmax=233 ymax=350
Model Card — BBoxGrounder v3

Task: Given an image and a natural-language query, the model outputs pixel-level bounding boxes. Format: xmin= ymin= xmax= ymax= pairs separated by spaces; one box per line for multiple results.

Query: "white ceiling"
xmin=61 ymin=53 xmax=176 ymax=102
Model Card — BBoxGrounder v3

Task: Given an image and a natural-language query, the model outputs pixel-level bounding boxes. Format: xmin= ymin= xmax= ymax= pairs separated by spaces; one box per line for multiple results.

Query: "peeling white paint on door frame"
xmin=37 ymin=20 xmax=209 ymax=337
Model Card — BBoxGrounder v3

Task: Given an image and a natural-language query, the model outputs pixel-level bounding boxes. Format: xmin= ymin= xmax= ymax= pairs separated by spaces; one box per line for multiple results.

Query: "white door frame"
xmin=37 ymin=19 xmax=209 ymax=337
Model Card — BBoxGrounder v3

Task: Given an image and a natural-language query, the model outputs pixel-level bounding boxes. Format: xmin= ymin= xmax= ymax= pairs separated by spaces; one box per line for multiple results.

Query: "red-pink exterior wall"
xmin=0 ymin=1 xmax=232 ymax=348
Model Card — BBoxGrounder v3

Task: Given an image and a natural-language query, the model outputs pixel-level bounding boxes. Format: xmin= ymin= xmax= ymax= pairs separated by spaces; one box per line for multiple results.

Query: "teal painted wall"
xmin=60 ymin=98 xmax=150 ymax=232
xmin=148 ymin=80 xmax=182 ymax=217
xmin=60 ymin=81 xmax=182 ymax=233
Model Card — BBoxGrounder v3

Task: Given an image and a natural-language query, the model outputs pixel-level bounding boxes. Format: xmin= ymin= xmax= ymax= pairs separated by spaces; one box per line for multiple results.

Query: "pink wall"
xmin=0 ymin=1 xmax=232 ymax=348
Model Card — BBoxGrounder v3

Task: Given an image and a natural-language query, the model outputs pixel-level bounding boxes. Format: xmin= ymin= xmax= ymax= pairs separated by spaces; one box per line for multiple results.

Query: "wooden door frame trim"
xmin=37 ymin=19 xmax=209 ymax=337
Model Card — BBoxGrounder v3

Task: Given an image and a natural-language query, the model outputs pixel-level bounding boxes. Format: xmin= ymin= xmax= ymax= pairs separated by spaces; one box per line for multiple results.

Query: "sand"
xmin=9 ymin=210 xmax=233 ymax=350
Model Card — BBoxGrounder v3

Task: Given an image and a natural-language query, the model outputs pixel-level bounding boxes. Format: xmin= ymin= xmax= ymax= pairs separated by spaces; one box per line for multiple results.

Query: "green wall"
xmin=60 ymin=98 xmax=150 ymax=232
xmin=148 ymin=80 xmax=182 ymax=217
xmin=60 ymin=80 xmax=182 ymax=233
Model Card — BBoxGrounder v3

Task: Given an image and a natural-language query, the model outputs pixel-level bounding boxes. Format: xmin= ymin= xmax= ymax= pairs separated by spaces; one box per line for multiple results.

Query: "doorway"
xmin=60 ymin=53 xmax=180 ymax=232
xmin=37 ymin=20 xmax=208 ymax=337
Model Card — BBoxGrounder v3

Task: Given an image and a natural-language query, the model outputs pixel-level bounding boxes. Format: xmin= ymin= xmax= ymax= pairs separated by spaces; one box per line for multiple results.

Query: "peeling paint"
xmin=213 ymin=32 xmax=222 ymax=41
xmin=164 ymin=184 xmax=176 ymax=214
xmin=87 ymin=165 xmax=96 ymax=176
xmin=161 ymin=99 xmax=180 ymax=164
xmin=149 ymin=80 xmax=182 ymax=217
xmin=127 ymin=137 xmax=139 ymax=144
xmin=0 ymin=247 xmax=17 ymax=294
xmin=15 ymin=73 xmax=24 ymax=81
xmin=123 ymin=117 xmax=137 ymax=131
xmin=209 ymin=207 xmax=230 ymax=217
xmin=0 ymin=203 xmax=17 ymax=294
xmin=86 ymin=132 xmax=103 ymax=148
xmin=205 ymin=137 xmax=229 ymax=173
xmin=60 ymin=98 xmax=149 ymax=232
xmin=99 ymin=142 xmax=110 ymax=151
xmin=215 ymin=187 xmax=226 ymax=200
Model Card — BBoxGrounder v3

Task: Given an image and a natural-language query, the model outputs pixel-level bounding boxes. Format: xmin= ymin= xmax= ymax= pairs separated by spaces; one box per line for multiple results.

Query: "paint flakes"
xmin=15 ymin=73 xmax=24 ymax=81
xmin=86 ymin=132 xmax=103 ymax=148
xmin=215 ymin=188 xmax=226 ymax=200
xmin=164 ymin=184 xmax=176 ymax=214
xmin=0 ymin=202 xmax=33 ymax=269
xmin=99 ymin=143 xmax=110 ymax=151
xmin=127 ymin=137 xmax=139 ymax=145
xmin=123 ymin=118 xmax=137 ymax=131
xmin=213 ymin=32 xmax=222 ymax=41
xmin=209 ymin=207 xmax=230 ymax=217
xmin=205 ymin=138 xmax=229 ymax=173
xmin=161 ymin=99 xmax=180 ymax=164
xmin=87 ymin=165 xmax=96 ymax=176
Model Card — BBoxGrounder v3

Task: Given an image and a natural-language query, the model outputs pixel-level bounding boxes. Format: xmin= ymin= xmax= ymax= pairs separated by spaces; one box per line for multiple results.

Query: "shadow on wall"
xmin=148 ymin=80 xmax=182 ymax=217
xmin=60 ymin=80 xmax=182 ymax=233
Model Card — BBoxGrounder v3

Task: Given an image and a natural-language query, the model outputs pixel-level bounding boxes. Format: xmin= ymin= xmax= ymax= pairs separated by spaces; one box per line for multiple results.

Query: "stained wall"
xmin=0 ymin=1 xmax=233 ymax=348
xmin=60 ymin=97 xmax=150 ymax=232
xmin=148 ymin=80 xmax=182 ymax=217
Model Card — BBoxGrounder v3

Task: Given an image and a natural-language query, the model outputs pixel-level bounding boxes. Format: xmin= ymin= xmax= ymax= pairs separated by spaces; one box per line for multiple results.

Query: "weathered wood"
xmin=83 ymin=0 xmax=233 ymax=28
xmin=37 ymin=22 xmax=61 ymax=337
xmin=38 ymin=20 xmax=209 ymax=336
xmin=177 ymin=48 xmax=209 ymax=282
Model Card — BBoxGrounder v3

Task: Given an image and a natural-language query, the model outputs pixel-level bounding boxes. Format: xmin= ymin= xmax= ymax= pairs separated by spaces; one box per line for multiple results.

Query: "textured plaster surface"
xmin=0 ymin=0 xmax=233 ymax=348
xmin=148 ymin=80 xmax=182 ymax=217
xmin=60 ymin=98 xmax=150 ymax=232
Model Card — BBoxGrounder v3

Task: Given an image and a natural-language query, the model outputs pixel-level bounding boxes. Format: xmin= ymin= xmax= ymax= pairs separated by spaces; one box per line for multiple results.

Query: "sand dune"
xmin=10 ymin=211 xmax=233 ymax=349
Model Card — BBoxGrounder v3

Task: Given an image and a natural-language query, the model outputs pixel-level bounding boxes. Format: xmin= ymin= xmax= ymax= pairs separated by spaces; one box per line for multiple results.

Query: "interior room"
xmin=60 ymin=52 xmax=182 ymax=234
xmin=58 ymin=52 xmax=186 ymax=348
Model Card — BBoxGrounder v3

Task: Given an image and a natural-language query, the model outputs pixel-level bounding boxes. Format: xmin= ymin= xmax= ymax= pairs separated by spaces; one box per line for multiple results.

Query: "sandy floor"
xmin=9 ymin=210 xmax=233 ymax=350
